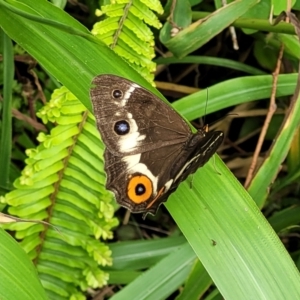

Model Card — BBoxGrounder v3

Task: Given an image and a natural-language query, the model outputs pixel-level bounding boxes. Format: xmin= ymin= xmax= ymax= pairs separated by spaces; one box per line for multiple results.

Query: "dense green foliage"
xmin=1 ymin=0 xmax=300 ymax=299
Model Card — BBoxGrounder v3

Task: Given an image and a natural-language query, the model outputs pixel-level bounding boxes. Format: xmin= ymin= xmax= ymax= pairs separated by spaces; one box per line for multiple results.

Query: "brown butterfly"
xmin=90 ymin=75 xmax=223 ymax=217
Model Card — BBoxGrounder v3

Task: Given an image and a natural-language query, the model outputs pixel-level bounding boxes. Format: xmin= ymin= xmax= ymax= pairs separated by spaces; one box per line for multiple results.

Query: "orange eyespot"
xmin=127 ymin=175 xmax=153 ymax=203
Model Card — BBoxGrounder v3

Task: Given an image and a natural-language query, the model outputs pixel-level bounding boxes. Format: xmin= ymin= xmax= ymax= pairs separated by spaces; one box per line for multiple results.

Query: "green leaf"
xmin=177 ymin=260 xmax=212 ymax=300
xmin=240 ymin=0 xmax=271 ymax=34
xmin=173 ymin=74 xmax=297 ymax=121
xmin=272 ymin=0 xmax=296 ymax=15
xmin=160 ymin=0 xmax=258 ymax=58
xmin=108 ymin=236 xmax=186 ymax=270
xmin=155 ymin=55 xmax=267 ymax=75
xmin=0 ymin=31 xmax=13 ymax=189
xmin=166 ymin=159 xmax=300 ymax=298
xmin=0 ymin=228 xmax=48 ymax=300
xmin=110 ymin=243 xmax=196 ymax=300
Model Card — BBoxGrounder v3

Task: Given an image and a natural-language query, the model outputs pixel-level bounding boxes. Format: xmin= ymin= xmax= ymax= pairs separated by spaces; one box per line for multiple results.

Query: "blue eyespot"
xmin=114 ymin=120 xmax=130 ymax=135
xmin=112 ymin=89 xmax=123 ymax=99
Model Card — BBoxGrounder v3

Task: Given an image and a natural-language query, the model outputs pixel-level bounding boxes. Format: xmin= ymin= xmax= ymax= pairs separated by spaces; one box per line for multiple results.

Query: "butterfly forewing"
xmin=90 ymin=75 xmax=191 ymax=156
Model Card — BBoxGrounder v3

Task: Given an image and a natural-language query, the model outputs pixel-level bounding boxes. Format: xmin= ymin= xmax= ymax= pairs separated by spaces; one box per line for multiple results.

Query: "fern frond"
xmin=92 ymin=0 xmax=163 ymax=84
xmin=2 ymin=86 xmax=118 ymax=299
xmin=114 ymin=40 xmax=156 ymax=70
xmin=130 ymin=1 xmax=162 ymax=28
xmin=143 ymin=0 xmax=163 ymax=14
xmin=125 ymin=12 xmax=154 ymax=43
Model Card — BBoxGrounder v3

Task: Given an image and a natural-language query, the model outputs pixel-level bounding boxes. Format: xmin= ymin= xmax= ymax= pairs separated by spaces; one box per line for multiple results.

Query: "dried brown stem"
xmin=244 ymin=44 xmax=284 ymax=188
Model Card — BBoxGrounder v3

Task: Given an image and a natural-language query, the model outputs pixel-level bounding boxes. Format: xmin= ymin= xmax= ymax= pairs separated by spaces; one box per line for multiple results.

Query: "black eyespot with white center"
xmin=112 ymin=89 xmax=123 ymax=99
xmin=114 ymin=120 xmax=130 ymax=135
xmin=135 ymin=183 xmax=146 ymax=196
